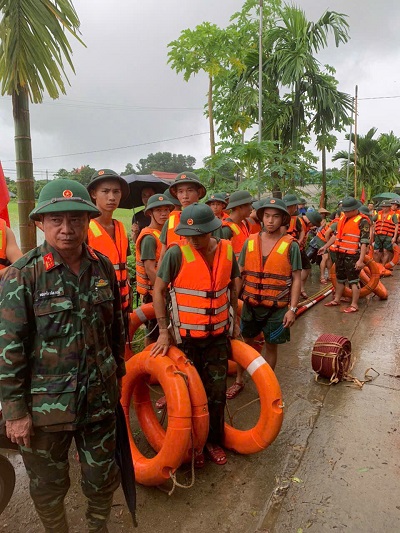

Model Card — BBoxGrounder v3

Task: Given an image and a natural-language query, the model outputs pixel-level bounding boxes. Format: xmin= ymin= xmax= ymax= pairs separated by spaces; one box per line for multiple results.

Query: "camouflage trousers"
xmin=20 ymin=414 xmax=120 ymax=533
xmin=179 ymin=334 xmax=230 ymax=445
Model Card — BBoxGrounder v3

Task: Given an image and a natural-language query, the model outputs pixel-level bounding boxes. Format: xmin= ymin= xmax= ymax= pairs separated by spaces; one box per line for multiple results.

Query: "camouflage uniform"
xmin=0 ymin=241 xmax=125 ymax=532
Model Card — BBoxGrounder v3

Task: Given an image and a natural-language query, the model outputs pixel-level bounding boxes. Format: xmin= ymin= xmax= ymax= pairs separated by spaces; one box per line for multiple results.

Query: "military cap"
xmin=163 ymin=188 xmax=181 ymax=207
xmin=298 ymin=197 xmax=307 ymax=205
xmin=175 ymin=203 xmax=221 ymax=236
xmin=87 ymin=169 xmax=130 ymax=200
xmin=359 ymin=205 xmax=372 ymax=216
xmin=379 ymin=200 xmax=393 ymax=208
xmin=30 ymin=179 xmax=100 ymax=221
xmin=144 ymin=194 xmax=175 ymax=215
xmin=205 ymin=192 xmax=228 ymax=206
xmin=341 ymin=197 xmax=360 ymax=212
xmin=390 ymin=198 xmax=400 ymax=205
xmin=169 ymin=172 xmax=206 ymax=200
xmin=256 ymin=197 xmax=291 ymax=226
xmin=283 ymin=193 xmax=300 ymax=207
xmin=226 ymin=190 xmax=254 ymax=209
xmin=305 ymin=210 xmax=322 ymax=227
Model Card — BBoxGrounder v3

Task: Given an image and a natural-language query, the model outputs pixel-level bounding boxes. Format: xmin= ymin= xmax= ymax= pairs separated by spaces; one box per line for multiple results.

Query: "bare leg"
xmin=301 ymin=268 xmax=311 ymax=294
xmin=264 ymin=342 xmax=278 ymax=370
xmin=333 ymin=281 xmax=345 ymax=303
xmin=350 ymin=283 xmax=360 ymax=309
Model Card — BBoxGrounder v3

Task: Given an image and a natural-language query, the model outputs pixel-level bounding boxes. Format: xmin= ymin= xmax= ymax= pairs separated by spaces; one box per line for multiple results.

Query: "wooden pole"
xmin=353 ymin=85 xmax=358 ymax=198
xmin=257 ymin=0 xmax=263 ymax=200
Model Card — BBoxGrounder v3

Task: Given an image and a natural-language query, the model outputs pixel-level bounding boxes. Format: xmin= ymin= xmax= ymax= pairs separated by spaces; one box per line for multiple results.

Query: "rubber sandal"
xmin=155 ymin=396 xmax=167 ymax=410
xmin=300 ymin=291 xmax=308 ymax=299
xmin=205 ymin=444 xmax=227 ymax=465
xmin=226 ymin=382 xmax=244 ymax=400
xmin=194 ymin=452 xmax=205 ymax=469
xmin=320 ymin=278 xmax=328 ymax=284
xmin=324 ymin=300 xmax=339 ymax=307
xmin=343 ymin=306 xmax=358 ymax=313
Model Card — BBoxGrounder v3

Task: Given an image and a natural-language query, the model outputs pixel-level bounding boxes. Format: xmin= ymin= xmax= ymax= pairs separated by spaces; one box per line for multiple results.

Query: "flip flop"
xmin=324 ymin=300 xmax=339 ymax=307
xmin=205 ymin=444 xmax=227 ymax=465
xmin=300 ymin=291 xmax=308 ymax=299
xmin=155 ymin=396 xmax=167 ymax=410
xmin=226 ymin=382 xmax=244 ymax=400
xmin=194 ymin=452 xmax=205 ymax=469
xmin=320 ymin=278 xmax=328 ymax=284
xmin=343 ymin=306 xmax=358 ymax=313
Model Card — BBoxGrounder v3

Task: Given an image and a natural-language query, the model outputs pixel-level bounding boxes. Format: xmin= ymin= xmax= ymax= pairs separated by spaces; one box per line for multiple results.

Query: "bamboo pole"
xmin=257 ymin=0 xmax=263 ymax=200
xmin=354 ymin=85 xmax=358 ymax=197
xmin=346 ymin=98 xmax=354 ymax=195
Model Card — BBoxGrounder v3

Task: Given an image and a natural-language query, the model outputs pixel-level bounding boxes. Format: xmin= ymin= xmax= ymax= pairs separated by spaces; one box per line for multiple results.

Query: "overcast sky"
xmin=1 ymin=0 xmax=400 ymax=181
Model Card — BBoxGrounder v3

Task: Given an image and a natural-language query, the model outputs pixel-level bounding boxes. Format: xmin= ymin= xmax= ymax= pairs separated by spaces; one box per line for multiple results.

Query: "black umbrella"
xmin=119 ymin=174 xmax=169 ymax=209
xmin=115 ymin=401 xmax=138 ymax=527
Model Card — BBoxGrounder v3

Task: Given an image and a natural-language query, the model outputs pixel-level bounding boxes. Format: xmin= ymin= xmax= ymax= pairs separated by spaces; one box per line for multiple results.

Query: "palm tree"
xmin=0 ymin=0 xmax=84 ymax=252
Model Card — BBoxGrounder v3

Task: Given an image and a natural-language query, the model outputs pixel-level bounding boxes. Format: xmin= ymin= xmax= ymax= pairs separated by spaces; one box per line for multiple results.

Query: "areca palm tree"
xmin=0 ymin=0 xmax=84 ymax=251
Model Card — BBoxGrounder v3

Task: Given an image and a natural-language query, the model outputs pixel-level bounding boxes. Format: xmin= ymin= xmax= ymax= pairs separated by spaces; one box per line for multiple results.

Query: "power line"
xmin=2 ymin=132 xmax=209 ymax=163
xmin=359 ymin=95 xmax=400 ymax=101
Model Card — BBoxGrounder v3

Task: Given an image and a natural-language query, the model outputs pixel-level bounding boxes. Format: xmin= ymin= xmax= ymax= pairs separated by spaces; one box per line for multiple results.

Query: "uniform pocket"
xmin=34 ymin=296 xmax=73 ymax=341
xmin=30 ymin=373 xmax=77 ymax=427
xmin=93 ymin=287 xmax=115 ymax=325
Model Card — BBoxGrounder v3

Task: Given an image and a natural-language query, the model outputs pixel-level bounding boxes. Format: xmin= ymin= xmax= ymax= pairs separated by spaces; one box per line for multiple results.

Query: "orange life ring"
xmin=362 ymin=268 xmax=389 ymax=300
xmin=223 ymin=339 xmax=284 ymax=454
xmin=128 ymin=303 xmax=155 ymax=339
xmin=141 ymin=345 xmax=209 ymax=463
xmin=121 ymin=349 xmax=192 ymax=486
xmin=330 ymin=255 xmax=380 ymax=299
xmin=385 ymin=243 xmax=400 ymax=270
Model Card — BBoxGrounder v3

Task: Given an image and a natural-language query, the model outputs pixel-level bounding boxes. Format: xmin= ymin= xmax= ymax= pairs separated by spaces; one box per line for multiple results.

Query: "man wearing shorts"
xmin=372 ymin=200 xmax=398 ymax=265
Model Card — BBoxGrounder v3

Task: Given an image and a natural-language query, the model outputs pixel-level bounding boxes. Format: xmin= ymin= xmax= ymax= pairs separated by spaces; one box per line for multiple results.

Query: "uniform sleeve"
xmin=289 ymin=241 xmax=302 ymax=271
xmin=159 ymin=220 xmax=168 ymax=245
xmin=393 ymin=214 xmax=398 ymax=224
xmin=140 ymin=234 xmax=157 ymax=261
xmin=156 ymin=246 xmax=182 ymax=284
xmin=237 ymin=239 xmax=249 ymax=268
xmin=0 ymin=267 xmax=34 ymax=420
xmin=221 ymin=226 xmax=233 ymax=240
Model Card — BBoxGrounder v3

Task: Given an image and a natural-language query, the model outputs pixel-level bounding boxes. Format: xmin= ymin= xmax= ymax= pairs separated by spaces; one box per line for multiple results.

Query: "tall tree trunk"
xmin=320 ymin=146 xmax=327 ymax=208
xmin=13 ymin=88 xmax=36 ymax=253
xmin=208 ymin=74 xmax=216 ymax=186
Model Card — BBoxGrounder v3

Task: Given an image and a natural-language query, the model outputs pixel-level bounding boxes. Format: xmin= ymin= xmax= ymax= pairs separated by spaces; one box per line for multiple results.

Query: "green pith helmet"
xmin=299 ymin=197 xmax=307 ymax=205
xmin=256 ymin=197 xmax=291 ymax=226
xmin=144 ymin=194 xmax=175 ymax=215
xmin=341 ymin=197 xmax=360 ymax=212
xmin=30 ymin=179 xmax=100 ymax=221
xmin=304 ymin=211 xmax=322 ymax=227
xmin=252 ymin=200 xmax=262 ymax=211
xmin=205 ymin=192 xmax=228 ymax=206
xmin=175 ymin=203 xmax=222 ymax=236
xmin=87 ymin=168 xmax=130 ymax=200
xmin=359 ymin=205 xmax=372 ymax=216
xmin=380 ymin=200 xmax=392 ymax=208
xmin=169 ymin=172 xmax=206 ymax=200
xmin=226 ymin=190 xmax=254 ymax=209
xmin=282 ymin=193 xmax=299 ymax=207
xmin=391 ymin=198 xmax=400 ymax=206
xmin=163 ymin=188 xmax=181 ymax=207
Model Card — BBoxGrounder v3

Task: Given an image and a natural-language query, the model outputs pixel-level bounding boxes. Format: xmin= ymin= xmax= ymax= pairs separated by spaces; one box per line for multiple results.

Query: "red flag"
xmin=360 ymin=186 xmax=366 ymax=204
xmin=0 ymin=161 xmax=10 ymax=226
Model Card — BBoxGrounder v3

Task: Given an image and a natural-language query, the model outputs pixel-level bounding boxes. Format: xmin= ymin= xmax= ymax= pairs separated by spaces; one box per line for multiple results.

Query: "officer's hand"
xmin=150 ymin=330 xmax=171 ymax=357
xmin=6 ymin=414 xmax=34 ymax=448
xmin=131 ymin=223 xmax=140 ymax=241
xmin=317 ymin=246 xmax=326 ymax=256
xmin=283 ymin=310 xmax=296 ymax=328
xmin=232 ymin=322 xmax=241 ymax=339
xmin=355 ymin=259 xmax=365 ymax=270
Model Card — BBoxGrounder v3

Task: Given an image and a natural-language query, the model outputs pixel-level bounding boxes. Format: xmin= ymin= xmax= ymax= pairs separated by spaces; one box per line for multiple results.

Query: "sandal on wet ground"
xmin=226 ymin=382 xmax=244 ymax=400
xmin=194 ymin=452 xmax=205 ymax=469
xmin=343 ymin=305 xmax=358 ymax=313
xmin=300 ymin=291 xmax=308 ymax=299
xmin=320 ymin=278 xmax=328 ymax=284
xmin=205 ymin=444 xmax=227 ymax=465
xmin=155 ymin=396 xmax=167 ymax=410
xmin=324 ymin=300 xmax=340 ymax=307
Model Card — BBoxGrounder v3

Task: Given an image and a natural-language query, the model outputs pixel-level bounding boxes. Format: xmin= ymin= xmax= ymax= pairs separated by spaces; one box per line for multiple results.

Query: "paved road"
xmin=1 ymin=270 xmax=399 ymax=533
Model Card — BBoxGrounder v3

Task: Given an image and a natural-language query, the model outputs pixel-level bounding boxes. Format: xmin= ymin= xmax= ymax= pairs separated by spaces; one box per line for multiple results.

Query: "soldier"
xmin=0 ymin=217 xmax=23 ymax=280
xmin=0 ymin=179 xmax=126 ymax=533
xmin=221 ymin=191 xmax=254 ymax=258
xmin=205 ymin=192 xmax=229 ymax=220
xmin=151 ymin=203 xmax=240 ymax=466
xmin=372 ymin=200 xmax=398 ymax=265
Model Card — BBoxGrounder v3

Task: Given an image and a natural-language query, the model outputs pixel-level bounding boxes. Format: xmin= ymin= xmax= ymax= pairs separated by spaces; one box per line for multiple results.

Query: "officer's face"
xmin=90 ymin=179 xmax=122 ymax=212
xmin=175 ymin=184 xmax=200 ymax=207
xmin=42 ymin=212 xmax=90 ymax=253
xmin=262 ymin=209 xmax=283 ymax=234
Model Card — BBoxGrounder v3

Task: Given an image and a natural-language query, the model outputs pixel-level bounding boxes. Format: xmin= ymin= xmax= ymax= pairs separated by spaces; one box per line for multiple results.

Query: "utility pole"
xmin=346 ymin=98 xmax=354 ymax=195
xmin=354 ymin=85 xmax=358 ymax=197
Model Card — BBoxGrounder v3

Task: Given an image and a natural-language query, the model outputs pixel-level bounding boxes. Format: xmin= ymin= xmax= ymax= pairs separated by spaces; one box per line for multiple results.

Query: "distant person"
xmin=0 ymin=218 xmax=23 ymax=280
xmin=205 ymin=193 xmax=229 ymax=220
xmin=222 ymin=191 xmax=253 ymax=258
xmin=131 ymin=186 xmax=156 ymax=242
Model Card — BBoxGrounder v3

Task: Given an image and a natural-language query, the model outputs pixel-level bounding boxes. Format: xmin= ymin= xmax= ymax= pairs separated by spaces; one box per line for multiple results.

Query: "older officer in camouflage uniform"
xmin=0 ymin=180 xmax=126 ymax=533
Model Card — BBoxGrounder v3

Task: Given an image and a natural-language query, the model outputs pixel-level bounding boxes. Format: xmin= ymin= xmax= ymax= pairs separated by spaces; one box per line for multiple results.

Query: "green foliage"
xmin=0 ymin=0 xmax=85 ymax=102
xmin=54 ymin=165 xmax=96 ymax=187
xmin=135 ymin=152 xmax=196 ymax=174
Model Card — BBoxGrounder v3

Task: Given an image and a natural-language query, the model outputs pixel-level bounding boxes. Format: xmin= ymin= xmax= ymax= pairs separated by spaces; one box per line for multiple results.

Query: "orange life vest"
xmin=222 ymin=218 xmax=250 ymax=257
xmin=287 ymin=216 xmax=300 ymax=240
xmin=0 ymin=218 xmax=8 ymax=270
xmin=87 ymin=219 xmax=131 ymax=311
xmin=135 ymin=227 xmax=162 ymax=296
xmin=166 ymin=210 xmax=185 ymax=246
xmin=375 ymin=212 xmax=396 ymax=237
xmin=333 ymin=213 xmax=369 ymax=255
xmin=316 ymin=220 xmax=332 ymax=243
xmin=169 ymin=239 xmax=233 ymax=340
xmin=241 ymin=234 xmax=294 ymax=308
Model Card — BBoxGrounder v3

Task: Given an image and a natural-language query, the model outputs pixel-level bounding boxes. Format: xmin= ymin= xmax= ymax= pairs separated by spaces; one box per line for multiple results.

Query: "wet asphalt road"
xmin=1 ymin=267 xmax=399 ymax=533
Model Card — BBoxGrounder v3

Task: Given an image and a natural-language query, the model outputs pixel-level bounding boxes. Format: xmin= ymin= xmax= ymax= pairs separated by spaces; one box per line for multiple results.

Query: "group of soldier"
xmin=0 ymin=167 xmax=397 ymax=532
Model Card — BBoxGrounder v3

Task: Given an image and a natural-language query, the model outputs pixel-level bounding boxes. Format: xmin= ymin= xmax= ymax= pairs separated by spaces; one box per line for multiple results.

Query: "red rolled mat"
xmin=311 ymin=333 xmax=353 ymax=383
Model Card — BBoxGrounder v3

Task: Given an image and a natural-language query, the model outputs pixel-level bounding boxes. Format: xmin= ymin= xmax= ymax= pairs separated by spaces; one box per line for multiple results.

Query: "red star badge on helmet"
xmin=62 ymin=189 xmax=73 ymax=198
xmin=187 ymin=218 xmax=194 ymax=225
